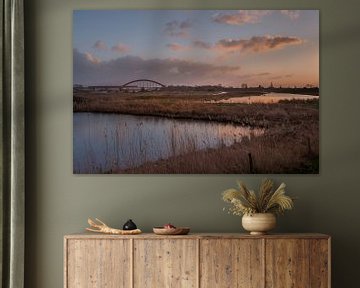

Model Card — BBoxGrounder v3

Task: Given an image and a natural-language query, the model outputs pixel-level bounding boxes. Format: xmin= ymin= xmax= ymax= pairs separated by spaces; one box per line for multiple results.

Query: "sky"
xmin=73 ymin=10 xmax=319 ymax=87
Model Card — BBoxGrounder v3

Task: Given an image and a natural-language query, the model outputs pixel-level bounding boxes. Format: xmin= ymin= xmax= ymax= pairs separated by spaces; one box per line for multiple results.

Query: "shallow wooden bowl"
xmin=153 ymin=227 xmax=190 ymax=235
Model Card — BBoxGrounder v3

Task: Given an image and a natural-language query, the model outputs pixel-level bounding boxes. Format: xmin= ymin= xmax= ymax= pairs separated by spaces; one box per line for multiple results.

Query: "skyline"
xmin=73 ymin=10 xmax=319 ymax=87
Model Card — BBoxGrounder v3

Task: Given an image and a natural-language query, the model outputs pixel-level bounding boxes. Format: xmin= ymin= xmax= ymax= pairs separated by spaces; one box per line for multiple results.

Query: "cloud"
xmin=73 ymin=49 xmax=240 ymax=86
xmin=93 ymin=40 xmax=108 ymax=51
xmin=269 ymin=73 xmax=293 ymax=80
xmin=164 ymin=20 xmax=191 ymax=37
xmin=73 ymin=50 xmax=102 ymax=82
xmin=258 ymin=72 xmax=271 ymax=76
xmin=181 ymin=35 xmax=303 ymax=55
xmin=166 ymin=40 xmax=212 ymax=51
xmin=84 ymin=52 xmax=101 ymax=64
xmin=212 ymin=10 xmax=271 ymax=26
xmin=166 ymin=43 xmax=187 ymax=51
xmin=280 ymin=10 xmax=300 ymax=20
xmin=240 ymin=72 xmax=271 ymax=79
xmin=216 ymin=35 xmax=303 ymax=53
xmin=169 ymin=67 xmax=180 ymax=74
xmin=192 ymin=40 xmax=212 ymax=49
xmin=111 ymin=43 xmax=130 ymax=53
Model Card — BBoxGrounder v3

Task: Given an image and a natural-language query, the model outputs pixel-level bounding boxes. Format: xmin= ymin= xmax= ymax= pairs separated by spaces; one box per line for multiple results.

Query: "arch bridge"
xmin=122 ymin=79 xmax=165 ymax=90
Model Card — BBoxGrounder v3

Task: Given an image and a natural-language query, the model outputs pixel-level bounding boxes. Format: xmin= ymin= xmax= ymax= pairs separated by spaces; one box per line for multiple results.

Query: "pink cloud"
xmin=84 ymin=52 xmax=101 ymax=64
xmin=216 ymin=35 xmax=303 ymax=53
xmin=212 ymin=10 xmax=271 ymax=26
xmin=269 ymin=73 xmax=294 ymax=80
xmin=192 ymin=40 xmax=212 ymax=49
xmin=111 ymin=43 xmax=130 ymax=53
xmin=93 ymin=40 xmax=108 ymax=50
xmin=166 ymin=43 xmax=187 ymax=51
xmin=240 ymin=72 xmax=271 ymax=79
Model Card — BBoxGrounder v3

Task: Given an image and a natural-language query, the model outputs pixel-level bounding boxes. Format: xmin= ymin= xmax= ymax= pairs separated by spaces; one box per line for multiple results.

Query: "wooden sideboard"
xmin=64 ymin=233 xmax=330 ymax=288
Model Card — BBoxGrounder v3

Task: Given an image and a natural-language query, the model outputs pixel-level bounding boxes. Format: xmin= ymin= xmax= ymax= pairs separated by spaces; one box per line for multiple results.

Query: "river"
xmin=207 ymin=92 xmax=319 ymax=104
xmin=73 ymin=113 xmax=264 ymax=173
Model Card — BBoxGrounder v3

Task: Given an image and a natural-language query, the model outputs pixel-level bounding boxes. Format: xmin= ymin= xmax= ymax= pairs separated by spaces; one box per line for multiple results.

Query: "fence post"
xmin=307 ymin=137 xmax=312 ymax=155
xmin=248 ymin=153 xmax=254 ymax=174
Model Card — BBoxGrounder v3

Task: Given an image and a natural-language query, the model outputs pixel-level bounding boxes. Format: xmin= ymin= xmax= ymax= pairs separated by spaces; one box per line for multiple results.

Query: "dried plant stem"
xmin=86 ymin=218 xmax=142 ymax=235
xmin=222 ymin=179 xmax=294 ymax=216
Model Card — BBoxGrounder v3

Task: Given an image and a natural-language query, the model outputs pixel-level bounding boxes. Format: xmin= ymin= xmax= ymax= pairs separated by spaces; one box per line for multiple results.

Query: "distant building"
xmin=241 ymin=83 xmax=248 ymax=88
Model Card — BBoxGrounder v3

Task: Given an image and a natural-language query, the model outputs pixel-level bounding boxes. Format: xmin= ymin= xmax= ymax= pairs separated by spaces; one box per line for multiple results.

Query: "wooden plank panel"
xmin=310 ymin=239 xmax=330 ymax=288
xmin=66 ymin=239 xmax=131 ymax=288
xmin=265 ymin=239 xmax=310 ymax=288
xmin=133 ymin=239 xmax=197 ymax=288
xmin=200 ymin=239 xmax=264 ymax=288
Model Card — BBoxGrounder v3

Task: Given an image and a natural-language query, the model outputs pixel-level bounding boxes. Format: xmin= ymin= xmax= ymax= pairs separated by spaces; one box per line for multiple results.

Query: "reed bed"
xmin=74 ymin=91 xmax=318 ymax=128
xmin=117 ymin=122 xmax=318 ymax=174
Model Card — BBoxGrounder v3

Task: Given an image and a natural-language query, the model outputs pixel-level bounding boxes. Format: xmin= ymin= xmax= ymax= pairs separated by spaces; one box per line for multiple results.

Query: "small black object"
xmin=123 ymin=219 xmax=137 ymax=230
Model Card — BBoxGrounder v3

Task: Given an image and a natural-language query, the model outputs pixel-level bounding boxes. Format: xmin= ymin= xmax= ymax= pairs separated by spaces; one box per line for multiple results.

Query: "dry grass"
xmin=74 ymin=90 xmax=318 ymax=128
xmin=114 ymin=122 xmax=318 ymax=174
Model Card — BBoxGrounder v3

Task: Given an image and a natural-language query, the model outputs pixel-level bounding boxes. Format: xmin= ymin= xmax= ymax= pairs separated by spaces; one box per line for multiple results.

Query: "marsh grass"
xmin=74 ymin=91 xmax=318 ymax=127
xmin=114 ymin=121 xmax=318 ymax=174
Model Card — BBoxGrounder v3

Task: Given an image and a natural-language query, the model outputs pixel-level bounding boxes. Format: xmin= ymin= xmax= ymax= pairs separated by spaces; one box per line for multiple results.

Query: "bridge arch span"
xmin=122 ymin=79 xmax=166 ymax=87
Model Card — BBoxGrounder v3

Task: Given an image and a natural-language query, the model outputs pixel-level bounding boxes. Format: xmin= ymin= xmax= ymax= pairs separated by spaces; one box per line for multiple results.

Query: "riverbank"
xmin=74 ymin=90 xmax=318 ymax=128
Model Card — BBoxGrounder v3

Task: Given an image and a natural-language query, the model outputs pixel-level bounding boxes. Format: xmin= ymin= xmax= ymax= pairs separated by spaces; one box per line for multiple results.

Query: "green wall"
xmin=25 ymin=0 xmax=360 ymax=287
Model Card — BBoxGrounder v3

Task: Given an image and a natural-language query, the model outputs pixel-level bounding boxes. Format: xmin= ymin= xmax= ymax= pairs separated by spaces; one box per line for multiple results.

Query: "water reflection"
xmin=208 ymin=92 xmax=319 ymax=104
xmin=73 ymin=113 xmax=264 ymax=173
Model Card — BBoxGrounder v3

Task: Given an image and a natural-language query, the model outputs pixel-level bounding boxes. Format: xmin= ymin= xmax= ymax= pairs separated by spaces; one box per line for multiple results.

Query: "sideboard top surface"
xmin=64 ymin=232 xmax=330 ymax=240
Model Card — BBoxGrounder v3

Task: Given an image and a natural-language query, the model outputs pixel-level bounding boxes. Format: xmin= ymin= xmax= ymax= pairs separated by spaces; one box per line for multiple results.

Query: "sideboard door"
xmin=309 ymin=239 xmax=330 ymax=288
xmin=266 ymin=239 xmax=309 ymax=288
xmin=66 ymin=239 xmax=131 ymax=288
xmin=200 ymin=239 xmax=264 ymax=288
xmin=134 ymin=239 xmax=198 ymax=288
xmin=265 ymin=238 xmax=329 ymax=288
xmin=265 ymin=239 xmax=331 ymax=288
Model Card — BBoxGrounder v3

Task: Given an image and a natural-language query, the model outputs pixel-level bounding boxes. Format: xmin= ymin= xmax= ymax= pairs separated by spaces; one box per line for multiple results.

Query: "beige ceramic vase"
xmin=242 ymin=213 xmax=276 ymax=235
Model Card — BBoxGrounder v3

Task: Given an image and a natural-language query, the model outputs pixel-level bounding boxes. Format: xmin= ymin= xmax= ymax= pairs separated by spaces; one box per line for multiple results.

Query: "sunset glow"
xmin=73 ymin=10 xmax=319 ymax=88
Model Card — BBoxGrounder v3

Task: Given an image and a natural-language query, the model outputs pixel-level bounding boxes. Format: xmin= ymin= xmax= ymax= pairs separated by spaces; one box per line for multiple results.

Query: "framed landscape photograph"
xmin=73 ymin=10 xmax=319 ymax=174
